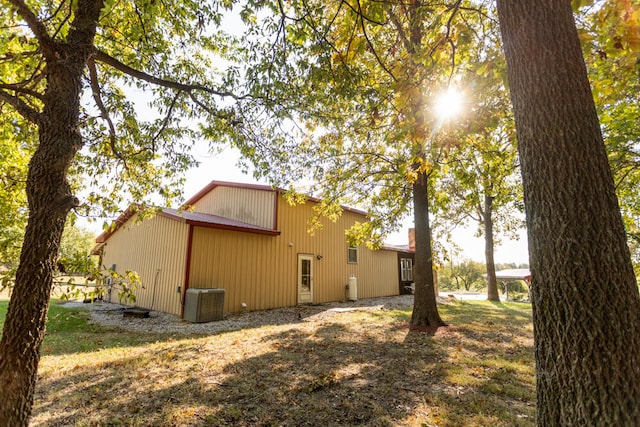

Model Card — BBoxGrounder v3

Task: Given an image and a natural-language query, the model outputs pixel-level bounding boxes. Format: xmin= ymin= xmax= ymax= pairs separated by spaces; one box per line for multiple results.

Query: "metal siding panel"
xmin=275 ymin=197 xmax=399 ymax=305
xmin=189 ymin=227 xmax=292 ymax=314
xmin=277 ymin=201 xmax=400 ymax=304
xmin=354 ymin=248 xmax=399 ymax=299
xmin=121 ymin=193 xmax=404 ymax=316
xmin=191 ymin=186 xmax=275 ymax=229
xmin=99 ymin=214 xmax=188 ymax=316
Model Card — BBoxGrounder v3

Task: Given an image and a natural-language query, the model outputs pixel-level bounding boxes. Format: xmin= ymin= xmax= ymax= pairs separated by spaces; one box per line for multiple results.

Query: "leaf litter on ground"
xmin=19 ymin=296 xmax=536 ymax=426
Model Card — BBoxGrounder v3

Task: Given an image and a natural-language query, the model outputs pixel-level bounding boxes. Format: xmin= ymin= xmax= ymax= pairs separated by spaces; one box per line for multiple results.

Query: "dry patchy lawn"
xmin=13 ymin=299 xmax=534 ymax=426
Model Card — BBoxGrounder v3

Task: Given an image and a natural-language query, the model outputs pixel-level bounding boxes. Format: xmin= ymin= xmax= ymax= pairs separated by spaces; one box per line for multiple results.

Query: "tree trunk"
xmin=0 ymin=68 xmax=82 ymax=427
xmin=405 ymin=0 xmax=445 ymax=331
xmin=483 ymin=195 xmax=500 ymax=301
xmin=497 ymin=1 xmax=640 ymax=424
xmin=410 ymin=172 xmax=446 ymax=330
xmin=0 ymin=1 xmax=102 ymax=422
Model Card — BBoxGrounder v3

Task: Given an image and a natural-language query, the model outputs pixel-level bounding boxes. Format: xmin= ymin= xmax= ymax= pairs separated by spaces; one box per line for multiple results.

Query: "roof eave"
xmin=158 ymin=211 xmax=280 ymax=236
xmin=182 ymin=180 xmax=277 ymax=208
xmin=185 ymin=219 xmax=281 ymax=236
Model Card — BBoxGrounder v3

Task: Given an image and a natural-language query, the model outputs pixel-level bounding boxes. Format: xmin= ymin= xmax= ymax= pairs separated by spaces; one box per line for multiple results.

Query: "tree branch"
xmin=614 ymin=164 xmax=639 ymax=191
xmin=387 ymin=9 xmax=411 ymax=54
xmin=87 ymin=58 xmax=127 ymax=167
xmin=6 ymin=0 xmax=55 ymax=57
xmin=50 ymin=0 xmax=73 ymax=39
xmin=287 ymin=0 xmax=359 ymax=84
xmin=187 ymin=92 xmax=241 ymax=125
xmin=343 ymin=0 xmax=387 ymax=26
xmin=355 ymin=0 xmax=397 ymax=81
xmin=444 ymin=0 xmax=462 ymax=82
xmin=133 ymin=2 xmax=151 ymax=45
xmin=149 ymin=91 xmax=181 ymax=151
xmin=0 ymin=89 xmax=41 ymax=124
xmin=0 ymin=82 xmax=45 ymax=100
xmin=93 ymin=50 xmax=249 ymax=100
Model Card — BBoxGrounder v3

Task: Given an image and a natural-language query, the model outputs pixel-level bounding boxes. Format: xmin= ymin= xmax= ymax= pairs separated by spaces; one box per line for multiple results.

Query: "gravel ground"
xmin=60 ymin=294 xmax=422 ymax=335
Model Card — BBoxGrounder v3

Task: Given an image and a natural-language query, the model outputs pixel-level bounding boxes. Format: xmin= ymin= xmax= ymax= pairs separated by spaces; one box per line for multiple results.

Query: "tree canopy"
xmin=0 ymin=0 xmax=272 ymax=422
xmin=237 ymin=1 xmax=490 ymax=232
xmin=0 ymin=0 xmax=638 ymax=423
xmin=234 ymin=0 xmax=511 ymax=328
xmin=578 ymin=0 xmax=640 ymax=277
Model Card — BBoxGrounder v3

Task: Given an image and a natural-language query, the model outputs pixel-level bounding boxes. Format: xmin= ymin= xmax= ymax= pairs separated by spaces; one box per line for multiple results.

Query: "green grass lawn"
xmin=1 ymin=298 xmax=535 ymax=426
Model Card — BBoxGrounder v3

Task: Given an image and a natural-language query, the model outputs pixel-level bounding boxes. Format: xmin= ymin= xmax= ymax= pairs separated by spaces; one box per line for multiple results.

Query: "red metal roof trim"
xmin=182 ymin=179 xmax=369 ymax=217
xmin=182 ymin=180 xmax=277 ymax=208
xmin=159 ymin=209 xmax=281 ymax=236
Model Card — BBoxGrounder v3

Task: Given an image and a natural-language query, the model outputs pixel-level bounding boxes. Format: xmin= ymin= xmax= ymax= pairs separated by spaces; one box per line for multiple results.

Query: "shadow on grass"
xmin=42 ymin=298 xmax=421 ymax=356
xmin=34 ymin=323 xmax=444 ymax=426
xmin=0 ymin=300 xmax=175 ymax=356
xmin=31 ymin=300 xmax=536 ymax=426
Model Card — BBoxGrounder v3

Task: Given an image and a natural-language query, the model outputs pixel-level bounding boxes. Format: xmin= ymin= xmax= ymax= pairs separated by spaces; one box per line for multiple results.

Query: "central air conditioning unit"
xmin=183 ymin=288 xmax=225 ymax=323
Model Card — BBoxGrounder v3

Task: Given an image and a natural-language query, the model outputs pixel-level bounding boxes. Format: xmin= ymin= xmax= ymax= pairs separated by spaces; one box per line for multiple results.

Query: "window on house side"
xmin=348 ymin=246 xmax=358 ymax=264
xmin=401 ymin=258 xmax=413 ymax=281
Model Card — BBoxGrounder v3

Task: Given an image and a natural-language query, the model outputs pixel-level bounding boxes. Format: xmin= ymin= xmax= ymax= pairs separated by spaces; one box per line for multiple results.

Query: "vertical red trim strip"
xmin=181 ymin=224 xmax=195 ymax=318
xmin=273 ymin=191 xmax=278 ymax=230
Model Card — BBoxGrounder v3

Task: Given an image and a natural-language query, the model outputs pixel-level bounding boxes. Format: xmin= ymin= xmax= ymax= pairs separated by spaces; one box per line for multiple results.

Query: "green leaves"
xmin=0 ymin=0 xmax=262 ymax=222
xmin=233 ymin=1 xmax=501 ymax=245
xmin=0 ymin=111 xmax=30 ymax=273
xmin=577 ymin=0 xmax=640 ymax=276
xmin=571 ymin=0 xmax=596 ymax=12
xmin=57 ymin=224 xmax=99 ymax=275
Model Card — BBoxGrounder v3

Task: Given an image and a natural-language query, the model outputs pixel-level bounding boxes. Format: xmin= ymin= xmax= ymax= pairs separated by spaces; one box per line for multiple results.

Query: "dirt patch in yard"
xmin=61 ymin=295 xmax=423 ymax=335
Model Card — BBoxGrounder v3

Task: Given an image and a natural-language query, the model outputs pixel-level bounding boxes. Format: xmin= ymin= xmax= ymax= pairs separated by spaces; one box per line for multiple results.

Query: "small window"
xmin=400 ymin=258 xmax=413 ymax=281
xmin=347 ymin=246 xmax=358 ymax=264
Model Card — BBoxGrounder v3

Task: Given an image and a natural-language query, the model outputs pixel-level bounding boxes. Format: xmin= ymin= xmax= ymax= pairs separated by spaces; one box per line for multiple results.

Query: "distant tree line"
xmin=439 ymin=259 xmax=529 ymax=296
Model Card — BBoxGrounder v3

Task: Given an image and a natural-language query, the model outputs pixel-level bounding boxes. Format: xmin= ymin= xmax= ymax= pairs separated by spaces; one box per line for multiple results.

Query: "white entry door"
xmin=297 ymin=254 xmax=313 ymax=304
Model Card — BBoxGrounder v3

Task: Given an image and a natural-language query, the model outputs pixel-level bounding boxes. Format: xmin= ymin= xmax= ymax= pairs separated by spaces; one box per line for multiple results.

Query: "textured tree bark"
xmin=410 ymin=173 xmax=446 ymax=330
xmin=484 ymin=195 xmax=500 ymax=301
xmin=496 ymin=1 xmax=640 ymax=425
xmin=405 ymin=0 xmax=445 ymax=331
xmin=0 ymin=61 xmax=82 ymax=427
xmin=0 ymin=1 xmax=103 ymax=424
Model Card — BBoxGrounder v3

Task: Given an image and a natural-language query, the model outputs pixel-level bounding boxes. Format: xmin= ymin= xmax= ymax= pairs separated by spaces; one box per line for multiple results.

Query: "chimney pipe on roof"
xmin=408 ymin=228 xmax=415 ymax=251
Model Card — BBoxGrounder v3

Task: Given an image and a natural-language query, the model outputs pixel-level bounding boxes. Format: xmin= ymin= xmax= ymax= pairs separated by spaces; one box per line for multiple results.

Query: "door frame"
xmin=297 ymin=253 xmax=314 ymax=304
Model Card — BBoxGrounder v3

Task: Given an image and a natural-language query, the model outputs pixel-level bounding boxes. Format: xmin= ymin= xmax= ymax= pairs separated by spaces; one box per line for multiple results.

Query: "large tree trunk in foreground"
xmin=483 ymin=195 xmax=500 ymax=301
xmin=410 ymin=173 xmax=446 ymax=329
xmin=497 ymin=1 xmax=640 ymax=424
xmin=0 ymin=71 xmax=81 ymax=426
xmin=0 ymin=1 xmax=102 ymax=423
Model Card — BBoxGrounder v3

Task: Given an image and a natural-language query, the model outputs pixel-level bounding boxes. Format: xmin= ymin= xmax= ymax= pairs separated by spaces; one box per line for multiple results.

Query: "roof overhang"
xmin=159 ymin=209 xmax=281 ymax=236
xmin=95 ymin=181 xmax=389 ymax=245
xmin=495 ymin=269 xmax=531 ymax=282
xmin=381 ymin=244 xmax=414 ymax=253
xmin=90 ymin=242 xmax=107 ymax=256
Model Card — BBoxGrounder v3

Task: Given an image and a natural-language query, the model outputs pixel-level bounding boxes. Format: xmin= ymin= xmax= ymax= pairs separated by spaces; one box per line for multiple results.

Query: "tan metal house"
xmin=94 ymin=180 xmax=414 ymax=318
